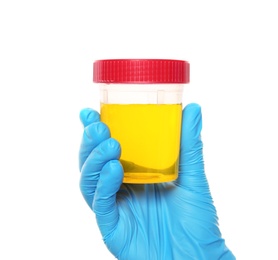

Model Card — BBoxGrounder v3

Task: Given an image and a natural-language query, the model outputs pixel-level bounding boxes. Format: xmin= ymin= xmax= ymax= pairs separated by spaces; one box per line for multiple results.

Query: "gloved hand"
xmin=79 ymin=103 xmax=235 ymax=260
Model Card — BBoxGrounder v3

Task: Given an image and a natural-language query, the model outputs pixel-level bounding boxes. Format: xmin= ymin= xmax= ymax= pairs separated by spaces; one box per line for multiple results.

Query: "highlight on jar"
xmin=93 ymin=59 xmax=190 ymax=184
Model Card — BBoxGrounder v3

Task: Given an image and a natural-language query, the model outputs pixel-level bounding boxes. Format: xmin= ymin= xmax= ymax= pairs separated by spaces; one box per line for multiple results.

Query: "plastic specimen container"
xmin=93 ymin=59 xmax=190 ymax=183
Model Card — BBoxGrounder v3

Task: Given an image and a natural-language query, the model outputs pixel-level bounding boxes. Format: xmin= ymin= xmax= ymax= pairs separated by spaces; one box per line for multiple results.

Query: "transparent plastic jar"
xmin=93 ymin=59 xmax=190 ymax=184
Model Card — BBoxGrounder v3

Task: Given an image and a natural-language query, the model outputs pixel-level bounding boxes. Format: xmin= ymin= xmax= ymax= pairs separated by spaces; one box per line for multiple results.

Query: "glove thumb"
xmin=177 ymin=103 xmax=210 ymax=196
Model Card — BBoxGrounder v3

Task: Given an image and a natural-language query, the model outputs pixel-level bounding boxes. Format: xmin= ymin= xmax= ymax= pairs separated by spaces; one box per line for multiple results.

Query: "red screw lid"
xmin=93 ymin=59 xmax=190 ymax=84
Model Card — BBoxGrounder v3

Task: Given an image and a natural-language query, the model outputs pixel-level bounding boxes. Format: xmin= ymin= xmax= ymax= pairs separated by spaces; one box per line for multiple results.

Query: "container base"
xmin=123 ymin=172 xmax=178 ymax=184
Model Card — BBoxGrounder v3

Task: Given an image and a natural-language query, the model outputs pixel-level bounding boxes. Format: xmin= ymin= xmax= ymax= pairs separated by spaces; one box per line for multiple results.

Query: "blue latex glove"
xmin=79 ymin=103 xmax=235 ymax=260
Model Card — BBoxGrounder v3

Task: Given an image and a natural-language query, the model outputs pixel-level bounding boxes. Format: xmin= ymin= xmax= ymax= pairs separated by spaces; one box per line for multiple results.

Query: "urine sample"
xmin=93 ymin=59 xmax=190 ymax=183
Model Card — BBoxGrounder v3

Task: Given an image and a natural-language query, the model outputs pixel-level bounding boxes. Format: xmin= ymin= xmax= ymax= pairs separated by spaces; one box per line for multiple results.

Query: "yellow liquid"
xmin=100 ymin=104 xmax=182 ymax=183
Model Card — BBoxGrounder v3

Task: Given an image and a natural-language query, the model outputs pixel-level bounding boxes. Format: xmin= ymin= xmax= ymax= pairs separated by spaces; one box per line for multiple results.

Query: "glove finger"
xmin=80 ymin=138 xmax=121 ymax=209
xmin=79 ymin=108 xmax=108 ymax=171
xmin=79 ymin=121 xmax=110 ymax=171
xmin=79 ymin=108 xmax=100 ymax=127
xmin=93 ymin=160 xmax=123 ymax=238
xmin=175 ymin=103 xmax=210 ymax=195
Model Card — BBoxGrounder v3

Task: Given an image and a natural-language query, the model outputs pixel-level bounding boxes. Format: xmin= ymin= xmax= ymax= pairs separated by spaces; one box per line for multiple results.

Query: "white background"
xmin=0 ymin=0 xmax=277 ymax=259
